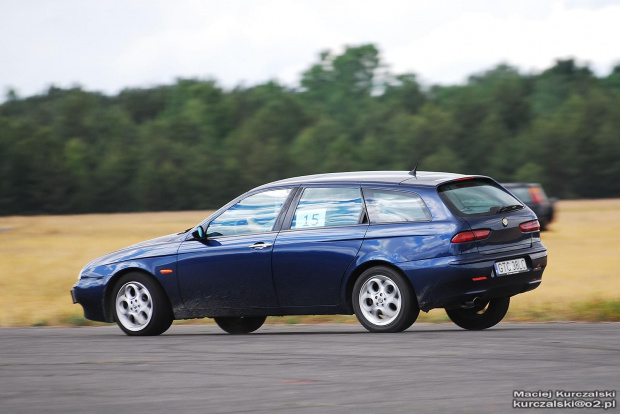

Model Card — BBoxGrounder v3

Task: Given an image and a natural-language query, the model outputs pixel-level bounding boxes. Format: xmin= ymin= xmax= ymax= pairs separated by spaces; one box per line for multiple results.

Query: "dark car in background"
xmin=502 ymin=183 xmax=555 ymax=230
xmin=72 ymin=171 xmax=547 ymax=336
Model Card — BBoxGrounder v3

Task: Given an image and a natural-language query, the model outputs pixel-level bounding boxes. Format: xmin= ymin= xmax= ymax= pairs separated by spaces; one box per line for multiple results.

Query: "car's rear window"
xmin=438 ymin=179 xmax=522 ymax=217
xmin=510 ymin=187 xmax=533 ymax=203
xmin=506 ymin=185 xmax=549 ymax=204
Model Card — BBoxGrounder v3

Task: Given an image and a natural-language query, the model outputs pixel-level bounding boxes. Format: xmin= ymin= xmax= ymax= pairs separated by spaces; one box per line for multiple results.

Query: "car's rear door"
xmin=271 ymin=186 xmax=368 ymax=307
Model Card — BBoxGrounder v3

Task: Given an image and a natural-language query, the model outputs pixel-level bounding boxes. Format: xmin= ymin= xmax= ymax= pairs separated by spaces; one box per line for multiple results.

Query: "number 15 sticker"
xmin=293 ymin=208 xmax=326 ymax=228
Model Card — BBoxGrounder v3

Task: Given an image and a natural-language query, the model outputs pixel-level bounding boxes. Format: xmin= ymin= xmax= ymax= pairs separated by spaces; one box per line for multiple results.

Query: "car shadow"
xmin=160 ymin=325 xmax=526 ymax=336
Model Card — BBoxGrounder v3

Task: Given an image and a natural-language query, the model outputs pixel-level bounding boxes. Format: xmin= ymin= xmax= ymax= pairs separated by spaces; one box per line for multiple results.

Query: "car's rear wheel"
xmin=445 ymin=297 xmax=510 ymax=330
xmin=352 ymin=266 xmax=419 ymax=333
xmin=214 ymin=316 xmax=266 ymax=334
xmin=112 ymin=272 xmax=173 ymax=336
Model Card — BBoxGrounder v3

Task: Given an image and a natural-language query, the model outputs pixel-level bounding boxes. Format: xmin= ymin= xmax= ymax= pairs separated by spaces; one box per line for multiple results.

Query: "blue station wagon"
xmin=71 ymin=171 xmax=548 ymax=335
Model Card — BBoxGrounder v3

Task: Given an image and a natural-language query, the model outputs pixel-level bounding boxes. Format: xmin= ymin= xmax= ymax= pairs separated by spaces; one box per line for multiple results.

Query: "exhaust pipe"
xmin=462 ymin=297 xmax=481 ymax=309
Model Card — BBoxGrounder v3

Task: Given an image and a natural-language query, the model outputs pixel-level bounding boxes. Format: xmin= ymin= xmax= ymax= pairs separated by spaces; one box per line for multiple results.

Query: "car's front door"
xmin=272 ymin=186 xmax=368 ymax=307
xmin=177 ymin=188 xmax=292 ymax=313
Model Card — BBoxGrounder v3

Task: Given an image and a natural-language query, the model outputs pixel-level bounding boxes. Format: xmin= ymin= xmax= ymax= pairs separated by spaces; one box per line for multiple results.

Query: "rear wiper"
xmin=495 ymin=204 xmax=524 ymax=214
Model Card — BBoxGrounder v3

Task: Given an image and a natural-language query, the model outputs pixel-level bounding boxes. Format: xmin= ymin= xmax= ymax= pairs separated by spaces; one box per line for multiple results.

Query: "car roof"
xmin=255 ymin=171 xmax=478 ymax=190
xmin=502 ymin=182 xmax=542 ymax=187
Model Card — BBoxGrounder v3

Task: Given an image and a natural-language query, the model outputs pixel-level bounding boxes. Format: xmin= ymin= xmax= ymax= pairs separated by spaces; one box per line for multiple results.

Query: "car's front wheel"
xmin=445 ymin=297 xmax=510 ymax=330
xmin=112 ymin=272 xmax=173 ymax=336
xmin=214 ymin=316 xmax=266 ymax=334
xmin=352 ymin=266 xmax=419 ymax=333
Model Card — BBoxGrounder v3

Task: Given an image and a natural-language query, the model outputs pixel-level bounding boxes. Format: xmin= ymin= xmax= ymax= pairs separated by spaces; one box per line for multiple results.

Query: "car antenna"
xmin=408 ymin=162 xmax=419 ymax=178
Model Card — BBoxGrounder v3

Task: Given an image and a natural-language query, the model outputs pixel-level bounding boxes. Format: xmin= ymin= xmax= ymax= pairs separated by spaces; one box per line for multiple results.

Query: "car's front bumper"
xmin=71 ymin=277 xmax=109 ymax=322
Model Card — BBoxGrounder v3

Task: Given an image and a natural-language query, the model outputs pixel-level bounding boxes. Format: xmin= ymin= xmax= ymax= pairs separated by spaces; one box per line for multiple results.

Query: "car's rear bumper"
xmin=401 ymin=245 xmax=547 ymax=312
xmin=531 ymin=203 xmax=554 ymax=227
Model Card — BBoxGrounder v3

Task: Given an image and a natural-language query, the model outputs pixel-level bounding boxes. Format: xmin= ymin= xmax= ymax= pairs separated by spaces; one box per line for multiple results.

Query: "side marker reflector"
xmin=160 ymin=269 xmax=173 ymax=274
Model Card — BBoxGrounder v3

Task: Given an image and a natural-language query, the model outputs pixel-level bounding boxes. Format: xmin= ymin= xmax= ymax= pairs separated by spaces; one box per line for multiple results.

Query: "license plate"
xmin=494 ymin=258 xmax=528 ymax=276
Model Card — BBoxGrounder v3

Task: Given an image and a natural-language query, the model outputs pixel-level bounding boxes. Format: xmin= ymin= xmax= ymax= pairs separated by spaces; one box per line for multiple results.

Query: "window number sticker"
xmin=293 ymin=208 xmax=326 ymax=228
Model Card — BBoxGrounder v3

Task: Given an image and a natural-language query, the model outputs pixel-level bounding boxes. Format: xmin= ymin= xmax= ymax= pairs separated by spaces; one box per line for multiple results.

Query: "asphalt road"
xmin=1 ymin=323 xmax=618 ymax=413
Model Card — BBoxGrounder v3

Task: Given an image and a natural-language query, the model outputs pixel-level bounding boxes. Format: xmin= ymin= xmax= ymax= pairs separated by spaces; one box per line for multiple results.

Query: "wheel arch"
xmin=103 ymin=268 xmax=170 ymax=323
xmin=343 ymin=260 xmax=417 ymax=314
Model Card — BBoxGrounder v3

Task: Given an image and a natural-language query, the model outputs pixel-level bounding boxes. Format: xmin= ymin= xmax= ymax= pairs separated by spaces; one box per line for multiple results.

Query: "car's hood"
xmin=122 ymin=232 xmax=186 ymax=251
xmin=85 ymin=232 xmax=187 ymax=268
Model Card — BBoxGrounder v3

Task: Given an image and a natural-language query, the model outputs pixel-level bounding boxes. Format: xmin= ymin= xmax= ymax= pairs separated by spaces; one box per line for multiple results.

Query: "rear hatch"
xmin=438 ymin=178 xmax=537 ymax=254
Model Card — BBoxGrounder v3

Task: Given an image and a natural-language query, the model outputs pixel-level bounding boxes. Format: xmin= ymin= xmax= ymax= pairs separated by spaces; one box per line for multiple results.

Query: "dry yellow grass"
xmin=505 ymin=199 xmax=620 ymax=320
xmin=0 ymin=211 xmax=211 ymax=326
xmin=0 ymin=199 xmax=619 ymax=326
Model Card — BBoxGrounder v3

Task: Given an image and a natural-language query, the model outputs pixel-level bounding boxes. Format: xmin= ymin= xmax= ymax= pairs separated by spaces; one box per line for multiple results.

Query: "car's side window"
xmin=363 ymin=188 xmax=432 ymax=224
xmin=291 ymin=187 xmax=363 ymax=229
xmin=207 ymin=189 xmax=292 ymax=237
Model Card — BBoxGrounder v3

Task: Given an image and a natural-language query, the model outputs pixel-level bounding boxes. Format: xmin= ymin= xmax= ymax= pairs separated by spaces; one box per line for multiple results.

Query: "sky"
xmin=2 ymin=0 xmax=620 ymax=98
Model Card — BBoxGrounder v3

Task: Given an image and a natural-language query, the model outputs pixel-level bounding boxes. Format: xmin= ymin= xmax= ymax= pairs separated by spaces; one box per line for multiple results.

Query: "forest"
xmin=1 ymin=44 xmax=620 ymax=215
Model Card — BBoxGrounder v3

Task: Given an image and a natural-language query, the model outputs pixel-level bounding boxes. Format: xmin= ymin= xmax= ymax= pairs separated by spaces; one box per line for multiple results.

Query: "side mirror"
xmin=191 ymin=226 xmax=205 ymax=240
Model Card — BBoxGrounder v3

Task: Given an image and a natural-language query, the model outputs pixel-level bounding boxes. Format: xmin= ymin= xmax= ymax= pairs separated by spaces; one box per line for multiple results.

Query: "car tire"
xmin=352 ymin=266 xmax=419 ymax=333
xmin=445 ymin=297 xmax=510 ymax=330
xmin=112 ymin=272 xmax=173 ymax=336
xmin=214 ymin=316 xmax=266 ymax=334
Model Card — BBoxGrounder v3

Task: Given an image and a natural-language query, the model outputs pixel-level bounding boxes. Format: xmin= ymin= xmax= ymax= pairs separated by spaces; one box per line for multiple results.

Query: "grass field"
xmin=1 ymin=200 xmax=619 ymax=327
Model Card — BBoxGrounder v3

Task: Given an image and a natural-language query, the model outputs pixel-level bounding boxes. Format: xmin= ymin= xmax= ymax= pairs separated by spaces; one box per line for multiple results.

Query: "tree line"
xmin=1 ymin=44 xmax=620 ymax=215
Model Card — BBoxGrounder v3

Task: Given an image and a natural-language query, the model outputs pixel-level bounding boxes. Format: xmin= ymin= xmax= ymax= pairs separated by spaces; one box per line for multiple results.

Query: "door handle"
xmin=248 ymin=242 xmax=273 ymax=250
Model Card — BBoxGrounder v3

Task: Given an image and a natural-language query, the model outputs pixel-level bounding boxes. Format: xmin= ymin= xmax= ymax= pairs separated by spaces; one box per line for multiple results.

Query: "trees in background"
xmin=1 ymin=44 xmax=619 ymax=214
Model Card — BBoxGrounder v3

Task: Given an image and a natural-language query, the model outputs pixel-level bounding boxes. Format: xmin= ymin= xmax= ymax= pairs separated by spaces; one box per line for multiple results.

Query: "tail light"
xmin=519 ymin=220 xmax=540 ymax=232
xmin=529 ymin=187 xmax=545 ymax=203
xmin=451 ymin=229 xmax=491 ymax=243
